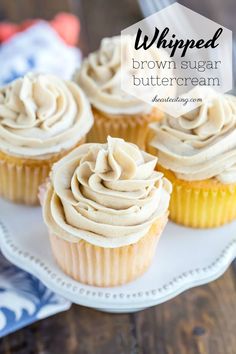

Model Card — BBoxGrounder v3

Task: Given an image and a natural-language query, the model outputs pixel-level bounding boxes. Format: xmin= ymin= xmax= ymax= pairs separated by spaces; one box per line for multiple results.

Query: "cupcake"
xmin=148 ymin=91 xmax=236 ymax=228
xmin=73 ymin=36 xmax=165 ymax=149
xmin=0 ymin=73 xmax=93 ymax=205
xmin=42 ymin=136 xmax=172 ymax=287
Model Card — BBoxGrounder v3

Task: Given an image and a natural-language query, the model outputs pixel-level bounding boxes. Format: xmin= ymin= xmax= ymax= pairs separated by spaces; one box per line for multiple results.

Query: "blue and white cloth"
xmin=0 ymin=21 xmax=82 ymax=85
xmin=0 ymin=253 xmax=71 ymax=337
xmin=0 ymin=22 xmax=83 ymax=336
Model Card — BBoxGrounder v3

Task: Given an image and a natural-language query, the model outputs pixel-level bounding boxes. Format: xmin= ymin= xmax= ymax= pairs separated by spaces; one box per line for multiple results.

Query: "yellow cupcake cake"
xmin=148 ymin=91 xmax=236 ymax=228
xmin=0 ymin=73 xmax=94 ymax=205
xmin=73 ymin=36 xmax=165 ymax=149
xmin=41 ymin=136 xmax=172 ymax=287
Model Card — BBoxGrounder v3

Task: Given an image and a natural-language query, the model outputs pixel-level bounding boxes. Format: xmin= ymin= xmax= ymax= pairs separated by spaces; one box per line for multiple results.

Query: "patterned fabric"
xmin=0 ymin=21 xmax=81 ymax=85
xmin=0 ymin=253 xmax=71 ymax=337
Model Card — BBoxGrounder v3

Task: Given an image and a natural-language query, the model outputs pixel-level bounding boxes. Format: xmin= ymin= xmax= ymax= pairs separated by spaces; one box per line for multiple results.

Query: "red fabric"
xmin=0 ymin=13 xmax=80 ymax=46
xmin=0 ymin=23 xmax=18 ymax=42
xmin=51 ymin=13 xmax=80 ymax=46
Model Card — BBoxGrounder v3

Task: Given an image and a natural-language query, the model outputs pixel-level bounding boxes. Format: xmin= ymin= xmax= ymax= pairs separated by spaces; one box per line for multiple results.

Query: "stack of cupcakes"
xmin=1 ymin=35 xmax=236 ymax=289
xmin=0 ymin=42 xmax=172 ymax=286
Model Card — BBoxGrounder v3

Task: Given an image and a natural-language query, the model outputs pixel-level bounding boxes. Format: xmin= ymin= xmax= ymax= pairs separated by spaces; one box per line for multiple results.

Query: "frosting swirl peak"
xmin=43 ymin=137 xmax=172 ymax=248
xmin=0 ymin=73 xmax=93 ymax=157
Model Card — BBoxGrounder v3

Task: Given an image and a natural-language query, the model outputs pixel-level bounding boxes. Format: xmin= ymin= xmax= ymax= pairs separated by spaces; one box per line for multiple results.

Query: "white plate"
xmin=0 ymin=198 xmax=236 ymax=313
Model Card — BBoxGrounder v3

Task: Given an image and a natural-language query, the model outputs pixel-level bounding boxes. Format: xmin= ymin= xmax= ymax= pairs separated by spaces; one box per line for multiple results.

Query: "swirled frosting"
xmin=150 ymin=91 xmax=236 ymax=183
xmin=43 ymin=137 xmax=172 ymax=248
xmin=0 ymin=73 xmax=94 ymax=157
xmin=74 ymin=36 xmax=170 ymax=116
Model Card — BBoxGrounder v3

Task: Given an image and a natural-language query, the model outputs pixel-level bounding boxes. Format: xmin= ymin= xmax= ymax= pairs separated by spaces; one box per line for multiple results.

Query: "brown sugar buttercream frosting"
xmin=74 ymin=36 xmax=150 ymax=116
xmin=150 ymin=91 xmax=236 ymax=184
xmin=0 ymin=72 xmax=94 ymax=158
xmin=43 ymin=136 xmax=172 ymax=248
xmin=74 ymin=36 xmax=172 ymax=116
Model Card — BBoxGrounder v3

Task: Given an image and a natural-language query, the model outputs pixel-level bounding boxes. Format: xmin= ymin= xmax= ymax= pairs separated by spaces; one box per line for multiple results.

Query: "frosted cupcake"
xmin=42 ymin=136 xmax=172 ymax=287
xmin=73 ymin=36 xmax=165 ymax=149
xmin=148 ymin=91 xmax=236 ymax=228
xmin=0 ymin=73 xmax=93 ymax=205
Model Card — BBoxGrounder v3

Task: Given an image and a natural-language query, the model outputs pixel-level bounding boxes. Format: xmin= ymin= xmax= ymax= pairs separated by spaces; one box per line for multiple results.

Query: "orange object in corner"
xmin=0 ymin=12 xmax=80 ymax=46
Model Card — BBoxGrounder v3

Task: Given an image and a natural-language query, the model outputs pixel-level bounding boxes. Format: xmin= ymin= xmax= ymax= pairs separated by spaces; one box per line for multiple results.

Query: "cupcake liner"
xmin=158 ymin=165 xmax=236 ymax=228
xmin=87 ymin=108 xmax=163 ymax=150
xmin=0 ymin=138 xmax=85 ymax=205
xmin=49 ymin=214 xmax=168 ymax=287
xmin=0 ymin=160 xmax=49 ymax=205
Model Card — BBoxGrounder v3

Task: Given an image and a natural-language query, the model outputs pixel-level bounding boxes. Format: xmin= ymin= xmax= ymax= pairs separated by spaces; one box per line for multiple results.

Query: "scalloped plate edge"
xmin=0 ymin=221 xmax=236 ymax=312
